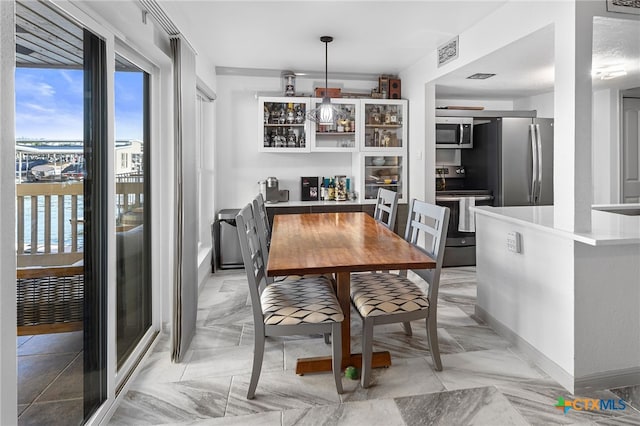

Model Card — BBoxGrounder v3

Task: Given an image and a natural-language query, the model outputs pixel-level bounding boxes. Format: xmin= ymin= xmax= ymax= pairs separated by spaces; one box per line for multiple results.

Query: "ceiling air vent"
xmin=466 ymin=73 xmax=496 ymax=80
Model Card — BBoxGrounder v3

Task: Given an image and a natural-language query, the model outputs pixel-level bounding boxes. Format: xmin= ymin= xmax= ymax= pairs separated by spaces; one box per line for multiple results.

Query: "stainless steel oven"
xmin=436 ymin=189 xmax=493 ymax=267
xmin=436 ymin=117 xmax=473 ymax=149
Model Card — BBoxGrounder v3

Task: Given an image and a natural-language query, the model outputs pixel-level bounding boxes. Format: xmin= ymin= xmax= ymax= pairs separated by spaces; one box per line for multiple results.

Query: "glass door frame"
xmin=111 ymin=42 xmax=161 ymax=391
xmin=0 ymin=0 xmax=18 ymax=423
xmin=31 ymin=3 xmax=161 ymax=424
xmin=3 ymin=1 xmax=164 ymax=423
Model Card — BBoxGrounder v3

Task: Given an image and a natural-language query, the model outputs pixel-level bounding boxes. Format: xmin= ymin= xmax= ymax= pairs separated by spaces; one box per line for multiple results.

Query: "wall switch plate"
xmin=507 ymin=231 xmax=521 ymax=253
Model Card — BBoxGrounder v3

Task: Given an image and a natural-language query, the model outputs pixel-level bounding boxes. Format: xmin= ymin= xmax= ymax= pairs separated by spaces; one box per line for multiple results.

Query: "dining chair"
xmin=252 ymin=193 xmax=271 ymax=248
xmin=373 ymin=188 xmax=400 ymax=231
xmin=350 ymin=199 xmax=450 ymax=388
xmin=236 ymin=203 xmax=344 ymax=399
xmin=252 ymin=195 xmax=329 ymax=353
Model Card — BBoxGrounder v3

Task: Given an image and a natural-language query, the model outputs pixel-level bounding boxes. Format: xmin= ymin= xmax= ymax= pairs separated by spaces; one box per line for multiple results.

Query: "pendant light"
xmin=307 ymin=36 xmax=346 ymax=125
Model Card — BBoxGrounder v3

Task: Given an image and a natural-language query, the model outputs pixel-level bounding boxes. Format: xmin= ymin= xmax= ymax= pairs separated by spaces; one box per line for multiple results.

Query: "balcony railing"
xmin=16 ymin=178 xmax=144 ymax=267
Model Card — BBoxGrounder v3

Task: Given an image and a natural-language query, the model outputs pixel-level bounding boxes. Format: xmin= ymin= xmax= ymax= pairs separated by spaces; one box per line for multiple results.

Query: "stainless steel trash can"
xmin=215 ymin=209 xmax=243 ymax=269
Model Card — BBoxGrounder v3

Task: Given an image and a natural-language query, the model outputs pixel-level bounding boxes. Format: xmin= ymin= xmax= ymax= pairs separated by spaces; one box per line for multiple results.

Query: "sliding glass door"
xmin=114 ymin=54 xmax=151 ymax=370
xmin=14 ymin=1 xmax=156 ymax=423
xmin=14 ymin=1 xmax=108 ymax=422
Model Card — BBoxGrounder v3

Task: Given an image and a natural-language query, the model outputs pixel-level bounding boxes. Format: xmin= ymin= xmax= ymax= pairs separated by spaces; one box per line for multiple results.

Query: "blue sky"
xmin=15 ymin=68 xmax=143 ymax=141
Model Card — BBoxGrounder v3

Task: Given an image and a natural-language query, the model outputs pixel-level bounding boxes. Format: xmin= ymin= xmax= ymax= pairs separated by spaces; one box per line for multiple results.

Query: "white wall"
xmin=514 ymin=91 xmax=554 ymax=118
xmin=475 ymin=213 xmax=576 ymax=385
xmin=574 ymin=242 xmax=640 ymax=378
xmin=215 ymin=75 xmax=377 ymax=209
xmin=592 ymin=89 xmax=621 ymax=205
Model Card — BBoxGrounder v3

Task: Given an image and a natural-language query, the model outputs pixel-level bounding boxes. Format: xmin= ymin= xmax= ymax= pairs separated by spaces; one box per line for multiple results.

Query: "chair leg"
xmin=247 ymin=330 xmax=265 ymax=399
xmin=331 ymin=322 xmax=343 ymax=394
xmin=361 ymin=318 xmax=374 ymax=388
xmin=324 ymin=333 xmax=331 ymax=344
xmin=426 ymin=316 xmax=442 ymax=371
xmin=401 ymin=321 xmax=412 ymax=336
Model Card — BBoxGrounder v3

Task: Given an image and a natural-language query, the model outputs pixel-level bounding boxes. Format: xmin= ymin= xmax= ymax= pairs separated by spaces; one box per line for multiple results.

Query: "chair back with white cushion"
xmin=373 ymin=188 xmax=399 ymax=231
xmin=236 ymin=203 xmax=344 ymax=399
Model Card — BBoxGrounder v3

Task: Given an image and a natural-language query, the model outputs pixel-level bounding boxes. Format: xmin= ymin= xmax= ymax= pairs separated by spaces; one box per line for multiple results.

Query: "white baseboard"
xmin=575 ymin=368 xmax=640 ymax=393
xmin=476 ymin=305 xmax=575 ymax=393
xmin=475 ymin=305 xmax=640 ymax=394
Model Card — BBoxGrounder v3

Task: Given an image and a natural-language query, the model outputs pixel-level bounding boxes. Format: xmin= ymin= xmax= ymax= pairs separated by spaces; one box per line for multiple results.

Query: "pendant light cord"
xmin=324 ymin=39 xmax=328 ymax=95
xmin=320 ymin=36 xmax=333 ymax=100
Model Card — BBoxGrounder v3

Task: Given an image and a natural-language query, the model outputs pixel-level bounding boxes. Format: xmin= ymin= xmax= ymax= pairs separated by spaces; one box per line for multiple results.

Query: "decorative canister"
xmin=283 ymin=71 xmax=296 ymax=96
xmin=335 ymin=175 xmax=348 ymax=201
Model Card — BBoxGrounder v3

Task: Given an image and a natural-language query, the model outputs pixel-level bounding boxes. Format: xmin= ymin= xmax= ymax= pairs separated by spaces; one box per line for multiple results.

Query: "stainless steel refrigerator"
xmin=462 ymin=117 xmax=554 ymax=206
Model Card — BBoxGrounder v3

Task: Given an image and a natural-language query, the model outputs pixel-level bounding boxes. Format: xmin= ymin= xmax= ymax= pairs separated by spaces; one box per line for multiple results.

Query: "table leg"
xmin=295 ymin=271 xmax=392 ymax=375
xmin=336 ymin=271 xmax=352 ymax=369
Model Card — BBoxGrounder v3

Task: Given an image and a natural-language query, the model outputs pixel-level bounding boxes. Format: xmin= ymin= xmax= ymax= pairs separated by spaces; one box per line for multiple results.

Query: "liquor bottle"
xmin=328 ymin=178 xmax=336 ymax=201
xmin=287 ymin=127 xmax=297 ymax=147
xmin=294 ymin=104 xmax=304 ymax=124
xmin=286 ymin=103 xmax=295 ymax=124
xmin=373 ymin=128 xmax=380 ymax=147
xmin=320 ymin=177 xmax=326 ymax=201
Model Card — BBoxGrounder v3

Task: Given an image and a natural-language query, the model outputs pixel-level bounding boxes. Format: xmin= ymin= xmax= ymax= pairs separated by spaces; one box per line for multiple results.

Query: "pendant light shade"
xmin=307 ymin=36 xmax=346 ymax=125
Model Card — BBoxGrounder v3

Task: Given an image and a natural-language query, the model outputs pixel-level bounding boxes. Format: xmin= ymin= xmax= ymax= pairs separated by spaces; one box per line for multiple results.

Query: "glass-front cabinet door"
xmin=360 ymin=99 xmax=407 ymax=151
xmin=309 ymin=98 xmax=358 ymax=152
xmin=259 ymin=97 xmax=310 ymax=152
xmin=356 ymin=153 xmax=407 ymax=203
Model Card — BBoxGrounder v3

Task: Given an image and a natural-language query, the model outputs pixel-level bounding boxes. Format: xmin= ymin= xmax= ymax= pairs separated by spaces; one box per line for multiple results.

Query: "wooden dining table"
xmin=266 ymin=211 xmax=436 ymax=375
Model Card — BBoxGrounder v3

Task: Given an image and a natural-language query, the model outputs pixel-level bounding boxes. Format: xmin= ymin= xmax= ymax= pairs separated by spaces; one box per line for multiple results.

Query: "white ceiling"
xmin=434 ymin=24 xmax=556 ymax=100
xmin=121 ymin=2 xmax=638 ymax=100
xmin=159 ymin=1 xmax=508 ymax=75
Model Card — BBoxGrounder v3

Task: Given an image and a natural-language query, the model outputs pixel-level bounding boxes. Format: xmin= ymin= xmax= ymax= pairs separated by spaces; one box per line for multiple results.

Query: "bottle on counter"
xmin=328 ymin=178 xmax=336 ymax=201
xmin=335 ymin=175 xmax=347 ymax=201
xmin=320 ymin=176 xmax=327 ymax=201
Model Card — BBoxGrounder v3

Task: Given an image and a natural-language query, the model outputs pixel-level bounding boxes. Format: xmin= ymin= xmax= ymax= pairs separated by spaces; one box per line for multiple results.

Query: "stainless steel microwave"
xmin=436 ymin=117 xmax=473 ymax=149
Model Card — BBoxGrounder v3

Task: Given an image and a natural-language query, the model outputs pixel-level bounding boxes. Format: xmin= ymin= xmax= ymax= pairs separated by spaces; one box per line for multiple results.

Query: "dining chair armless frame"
xmin=373 ymin=188 xmax=400 ymax=231
xmin=350 ymin=199 xmax=450 ymax=388
xmin=236 ymin=203 xmax=344 ymax=399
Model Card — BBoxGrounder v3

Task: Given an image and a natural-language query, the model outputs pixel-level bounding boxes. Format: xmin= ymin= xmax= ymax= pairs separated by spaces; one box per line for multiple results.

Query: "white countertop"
xmin=472 ymin=205 xmax=640 ymax=246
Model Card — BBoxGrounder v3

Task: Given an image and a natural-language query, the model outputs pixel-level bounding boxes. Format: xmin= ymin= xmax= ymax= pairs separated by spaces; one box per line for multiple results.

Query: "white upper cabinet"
xmin=259 ymin=97 xmax=311 ymax=153
xmin=309 ymin=98 xmax=359 ymax=153
xmin=359 ymin=99 xmax=407 ymax=152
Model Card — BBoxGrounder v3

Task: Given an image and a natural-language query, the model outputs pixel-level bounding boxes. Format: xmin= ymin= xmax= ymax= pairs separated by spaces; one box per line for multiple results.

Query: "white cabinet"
xmin=354 ymin=153 xmax=407 ymax=203
xmin=355 ymin=99 xmax=407 ymax=203
xmin=259 ymin=97 xmax=311 ymax=153
xmin=360 ymin=99 xmax=407 ymax=152
xmin=258 ymin=96 xmax=408 ymax=203
xmin=309 ymin=98 xmax=359 ymax=152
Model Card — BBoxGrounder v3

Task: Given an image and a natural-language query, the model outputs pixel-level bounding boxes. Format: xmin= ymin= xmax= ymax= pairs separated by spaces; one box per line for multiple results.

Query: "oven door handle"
xmin=436 ymin=195 xmax=494 ymax=202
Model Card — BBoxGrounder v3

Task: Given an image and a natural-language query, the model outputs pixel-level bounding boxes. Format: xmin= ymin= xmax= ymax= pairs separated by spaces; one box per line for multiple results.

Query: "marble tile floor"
xmin=110 ymin=267 xmax=640 ymax=425
xmin=17 ymin=330 xmax=84 ymax=426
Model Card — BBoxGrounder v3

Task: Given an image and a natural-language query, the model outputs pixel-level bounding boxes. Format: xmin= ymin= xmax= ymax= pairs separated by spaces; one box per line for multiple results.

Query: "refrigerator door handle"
xmin=529 ymin=124 xmax=538 ymax=204
xmin=535 ymin=123 xmax=543 ymax=204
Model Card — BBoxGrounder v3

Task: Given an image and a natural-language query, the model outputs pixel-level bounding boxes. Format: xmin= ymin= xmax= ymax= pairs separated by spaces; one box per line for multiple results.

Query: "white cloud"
xmin=22 ymin=103 xmax=56 ymax=113
xmin=15 ymin=76 xmax=55 ymax=97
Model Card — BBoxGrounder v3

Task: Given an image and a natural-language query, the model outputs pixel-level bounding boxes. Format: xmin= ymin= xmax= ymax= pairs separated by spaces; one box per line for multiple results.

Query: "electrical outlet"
xmin=507 ymin=231 xmax=521 ymax=253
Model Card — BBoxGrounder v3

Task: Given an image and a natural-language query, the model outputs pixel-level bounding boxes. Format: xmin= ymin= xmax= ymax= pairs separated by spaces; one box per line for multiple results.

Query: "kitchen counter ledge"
xmin=264 ymin=200 xmax=367 ymax=207
xmin=472 ymin=205 xmax=640 ymax=246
